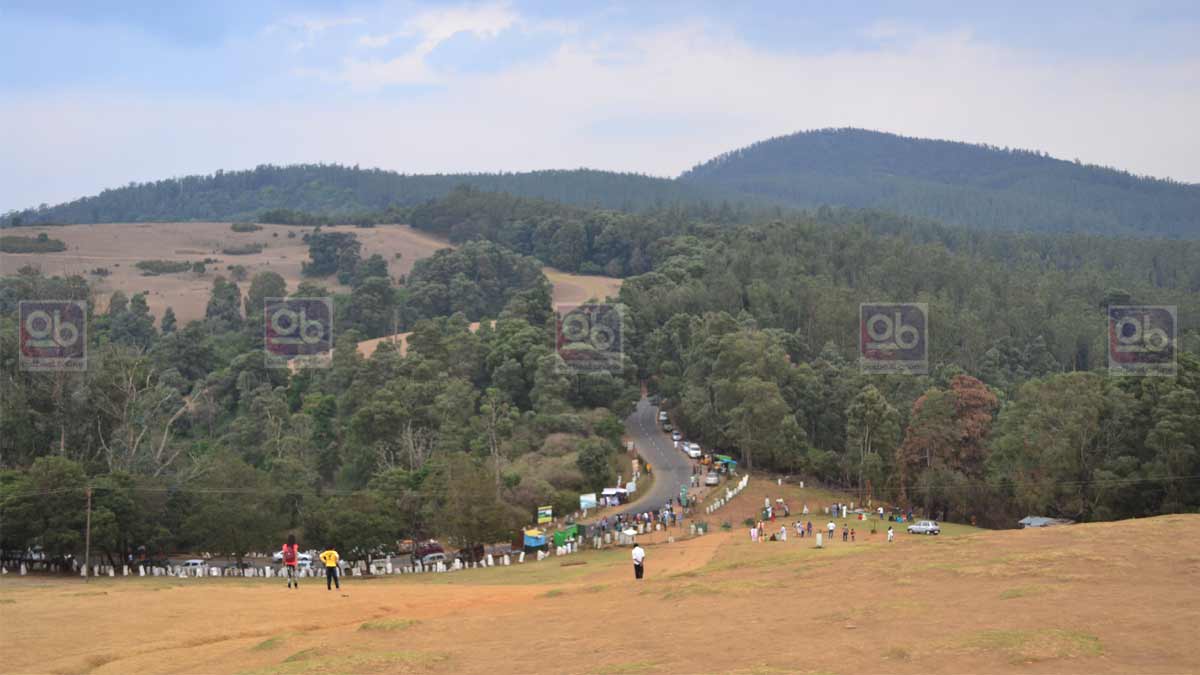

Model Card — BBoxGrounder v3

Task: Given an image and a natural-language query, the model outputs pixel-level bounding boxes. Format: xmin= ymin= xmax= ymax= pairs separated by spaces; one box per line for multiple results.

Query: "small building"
xmin=1017 ymin=516 xmax=1074 ymax=529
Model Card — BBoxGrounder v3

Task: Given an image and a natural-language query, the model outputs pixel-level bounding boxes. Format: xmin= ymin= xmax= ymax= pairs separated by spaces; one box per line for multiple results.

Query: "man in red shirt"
xmin=282 ymin=534 xmax=300 ymax=589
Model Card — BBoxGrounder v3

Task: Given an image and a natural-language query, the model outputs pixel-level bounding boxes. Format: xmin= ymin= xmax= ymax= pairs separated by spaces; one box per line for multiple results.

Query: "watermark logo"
xmin=859 ymin=303 xmax=928 ymax=375
xmin=264 ymin=297 xmax=333 ymax=368
xmin=1108 ymin=305 xmax=1176 ymax=376
xmin=19 ymin=300 xmax=87 ymax=371
xmin=556 ymin=303 xmax=623 ymax=375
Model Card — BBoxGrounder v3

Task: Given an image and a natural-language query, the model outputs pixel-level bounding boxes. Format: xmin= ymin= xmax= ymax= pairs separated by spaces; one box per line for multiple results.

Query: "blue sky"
xmin=2 ymin=1 xmax=1198 ymax=210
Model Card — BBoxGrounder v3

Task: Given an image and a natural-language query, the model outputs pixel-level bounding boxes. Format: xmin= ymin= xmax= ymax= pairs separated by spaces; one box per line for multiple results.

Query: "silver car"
xmin=907 ymin=520 xmax=941 ymax=535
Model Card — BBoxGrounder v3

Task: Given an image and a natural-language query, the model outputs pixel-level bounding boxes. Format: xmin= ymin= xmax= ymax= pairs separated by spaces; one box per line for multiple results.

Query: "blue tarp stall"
xmin=579 ymin=493 xmax=598 ymax=510
xmin=523 ymin=529 xmax=547 ymax=552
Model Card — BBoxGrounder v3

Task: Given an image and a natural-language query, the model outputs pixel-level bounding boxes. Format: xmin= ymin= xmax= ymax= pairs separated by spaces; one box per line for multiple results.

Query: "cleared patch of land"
xmin=0 ymin=223 xmax=623 ymax=328
xmin=2 ymin=476 xmax=1196 ymax=674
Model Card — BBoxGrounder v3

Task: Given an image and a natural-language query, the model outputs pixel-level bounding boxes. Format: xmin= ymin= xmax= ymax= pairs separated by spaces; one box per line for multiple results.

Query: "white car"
xmin=704 ymin=472 xmax=720 ymax=486
xmin=685 ymin=443 xmax=702 ymax=459
xmin=907 ymin=520 xmax=941 ymax=535
xmin=421 ymin=552 xmax=447 ymax=566
xmin=272 ymin=551 xmax=313 ymax=564
xmin=671 ymin=431 xmax=682 ymax=441
xmin=181 ymin=559 xmax=205 ymax=569
xmin=658 ymin=411 xmax=668 ymax=422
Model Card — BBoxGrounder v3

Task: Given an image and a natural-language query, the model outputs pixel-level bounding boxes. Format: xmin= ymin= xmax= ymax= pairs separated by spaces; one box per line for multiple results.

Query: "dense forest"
xmin=7 ymin=129 xmax=1197 ymax=240
xmin=2 ymin=183 xmax=1198 ymax=567
xmin=681 ymin=128 xmax=1200 ymax=238
xmin=3 ymin=165 xmax=728 ymax=226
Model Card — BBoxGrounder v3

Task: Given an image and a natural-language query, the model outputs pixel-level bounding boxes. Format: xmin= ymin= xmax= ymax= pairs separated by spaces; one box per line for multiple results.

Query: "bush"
xmin=221 ymin=243 xmax=264 ymax=255
xmin=90 ymin=267 xmax=111 ymax=277
xmin=135 ymin=260 xmax=193 ymax=275
xmin=0 ymin=233 xmax=67 ymax=253
xmin=230 ymin=222 xmax=262 ymax=233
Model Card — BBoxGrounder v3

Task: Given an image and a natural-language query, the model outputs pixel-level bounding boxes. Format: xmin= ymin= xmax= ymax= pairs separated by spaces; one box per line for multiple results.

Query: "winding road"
xmin=618 ymin=396 xmax=694 ymax=517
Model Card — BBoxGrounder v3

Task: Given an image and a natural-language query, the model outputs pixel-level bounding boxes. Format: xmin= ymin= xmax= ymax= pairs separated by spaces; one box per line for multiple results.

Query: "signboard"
xmin=579 ymin=493 xmax=598 ymax=510
xmin=537 ymin=505 xmax=553 ymax=524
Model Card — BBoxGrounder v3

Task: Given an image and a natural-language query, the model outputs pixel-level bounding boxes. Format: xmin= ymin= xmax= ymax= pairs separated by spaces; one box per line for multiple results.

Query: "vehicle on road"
xmin=420 ymin=552 xmax=447 ymax=566
xmin=272 ymin=551 xmax=313 ymax=564
xmin=704 ymin=472 xmax=721 ymax=486
xmin=671 ymin=430 xmax=682 ymax=441
xmin=685 ymin=442 xmax=702 ymax=459
xmin=181 ymin=559 xmax=205 ymax=569
xmin=658 ymin=411 xmax=668 ymax=422
xmin=907 ymin=520 xmax=941 ymax=535
xmin=663 ymin=423 xmax=674 ymax=432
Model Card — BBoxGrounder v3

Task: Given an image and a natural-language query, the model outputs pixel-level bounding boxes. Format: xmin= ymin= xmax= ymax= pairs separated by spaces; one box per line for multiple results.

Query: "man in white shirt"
xmin=632 ymin=544 xmax=646 ymax=580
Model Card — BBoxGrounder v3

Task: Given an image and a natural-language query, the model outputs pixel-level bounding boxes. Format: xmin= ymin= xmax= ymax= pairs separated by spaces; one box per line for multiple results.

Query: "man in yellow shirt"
xmin=319 ymin=546 xmax=340 ymax=591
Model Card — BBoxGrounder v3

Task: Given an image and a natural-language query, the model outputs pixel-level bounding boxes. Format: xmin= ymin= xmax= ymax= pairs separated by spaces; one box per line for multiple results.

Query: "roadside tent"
xmin=553 ymin=524 xmax=580 ymax=547
xmin=600 ymin=487 xmax=628 ymax=506
xmin=523 ymin=529 xmax=547 ymax=551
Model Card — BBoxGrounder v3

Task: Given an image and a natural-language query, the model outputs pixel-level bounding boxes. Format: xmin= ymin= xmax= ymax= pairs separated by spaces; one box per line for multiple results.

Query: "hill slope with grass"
xmin=4 ymin=475 xmax=1197 ymax=675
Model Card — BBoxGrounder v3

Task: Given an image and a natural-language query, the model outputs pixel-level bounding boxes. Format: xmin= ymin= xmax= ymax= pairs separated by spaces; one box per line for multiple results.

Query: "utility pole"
xmin=83 ymin=486 xmax=92 ymax=582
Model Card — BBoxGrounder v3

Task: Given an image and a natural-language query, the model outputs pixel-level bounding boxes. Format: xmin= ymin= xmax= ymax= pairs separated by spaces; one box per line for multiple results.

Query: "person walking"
xmin=632 ymin=543 xmax=646 ymax=580
xmin=281 ymin=534 xmax=300 ymax=589
xmin=319 ymin=546 xmax=340 ymax=591
xmin=887 ymin=526 xmax=895 ymax=543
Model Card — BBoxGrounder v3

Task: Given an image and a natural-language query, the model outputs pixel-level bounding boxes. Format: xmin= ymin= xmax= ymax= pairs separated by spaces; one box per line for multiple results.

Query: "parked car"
xmin=663 ymin=423 xmax=674 ymax=432
xmin=704 ymin=472 xmax=721 ymax=486
xmin=685 ymin=442 xmax=702 ymax=459
xmin=420 ymin=552 xmax=447 ymax=566
xmin=181 ymin=559 xmax=205 ymax=569
xmin=671 ymin=430 xmax=682 ymax=441
xmin=658 ymin=411 xmax=668 ymax=422
xmin=907 ymin=520 xmax=941 ymax=535
xmin=273 ymin=551 xmax=313 ymax=564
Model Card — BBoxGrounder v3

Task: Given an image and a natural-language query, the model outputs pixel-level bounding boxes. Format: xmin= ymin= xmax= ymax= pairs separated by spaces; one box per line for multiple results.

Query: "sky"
xmin=2 ymin=0 xmax=1198 ymax=211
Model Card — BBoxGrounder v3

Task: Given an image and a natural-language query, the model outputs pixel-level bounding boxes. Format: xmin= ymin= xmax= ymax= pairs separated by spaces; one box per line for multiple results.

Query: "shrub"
xmin=90 ymin=267 xmax=111 ymax=277
xmin=135 ymin=260 xmax=193 ymax=275
xmin=222 ymin=243 xmax=264 ymax=256
xmin=231 ymin=222 xmax=262 ymax=233
xmin=0 ymin=233 xmax=67 ymax=253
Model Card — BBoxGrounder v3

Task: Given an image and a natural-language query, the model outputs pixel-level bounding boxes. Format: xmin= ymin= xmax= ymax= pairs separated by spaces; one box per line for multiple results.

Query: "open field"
xmin=0 ymin=223 xmax=623 ymax=327
xmin=0 ymin=222 xmax=448 ymax=325
xmin=3 ymin=478 xmax=1197 ymax=675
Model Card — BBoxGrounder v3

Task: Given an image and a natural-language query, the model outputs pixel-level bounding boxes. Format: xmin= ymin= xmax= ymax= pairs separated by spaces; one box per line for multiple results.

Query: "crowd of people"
xmin=745 ymin=498 xmax=900 ymax=545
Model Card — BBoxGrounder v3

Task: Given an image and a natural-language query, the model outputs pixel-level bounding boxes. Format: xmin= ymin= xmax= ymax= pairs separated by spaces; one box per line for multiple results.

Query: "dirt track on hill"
xmin=4 ymin=478 xmax=1198 ymax=675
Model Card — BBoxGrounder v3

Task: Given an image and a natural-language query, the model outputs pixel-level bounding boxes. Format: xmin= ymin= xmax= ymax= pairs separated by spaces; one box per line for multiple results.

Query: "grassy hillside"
xmin=681 ymin=128 xmax=1200 ymax=237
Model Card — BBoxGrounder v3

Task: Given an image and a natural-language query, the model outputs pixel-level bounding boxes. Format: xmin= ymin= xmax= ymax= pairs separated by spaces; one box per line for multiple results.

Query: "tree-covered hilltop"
xmin=680 ymin=128 xmax=1200 ymax=238
xmin=8 ymin=128 xmax=1198 ymax=239
xmin=4 ymin=164 xmax=731 ymax=226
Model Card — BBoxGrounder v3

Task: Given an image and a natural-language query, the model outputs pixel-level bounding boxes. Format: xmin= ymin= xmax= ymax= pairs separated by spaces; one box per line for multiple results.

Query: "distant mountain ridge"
xmin=679 ymin=128 xmax=1200 ymax=237
xmin=7 ymin=128 xmax=1198 ymax=238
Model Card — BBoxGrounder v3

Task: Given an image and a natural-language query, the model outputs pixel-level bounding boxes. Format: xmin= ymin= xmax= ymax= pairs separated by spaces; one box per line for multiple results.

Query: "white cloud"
xmin=2 ymin=22 xmax=1198 ymax=210
xmin=266 ymin=15 xmax=364 ymax=52
xmin=338 ymin=2 xmax=519 ymax=88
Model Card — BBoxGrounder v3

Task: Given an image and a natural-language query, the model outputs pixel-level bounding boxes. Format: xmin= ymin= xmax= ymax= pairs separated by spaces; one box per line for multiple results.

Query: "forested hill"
xmin=8 ymin=128 xmax=1200 ymax=238
xmin=4 ymin=165 xmax=738 ymax=226
xmin=680 ymin=128 xmax=1200 ymax=238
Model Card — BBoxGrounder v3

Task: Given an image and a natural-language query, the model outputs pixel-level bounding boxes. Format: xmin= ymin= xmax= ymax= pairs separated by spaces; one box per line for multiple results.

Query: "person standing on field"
xmin=282 ymin=534 xmax=300 ymax=589
xmin=319 ymin=546 xmax=340 ymax=591
xmin=632 ymin=543 xmax=646 ymax=580
xmin=887 ymin=526 xmax=895 ymax=543
xmin=827 ymin=520 xmax=836 ymax=541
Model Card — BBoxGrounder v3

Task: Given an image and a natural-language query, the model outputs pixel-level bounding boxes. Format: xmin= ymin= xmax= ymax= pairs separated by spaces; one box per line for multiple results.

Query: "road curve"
xmin=618 ymin=396 xmax=694 ymax=517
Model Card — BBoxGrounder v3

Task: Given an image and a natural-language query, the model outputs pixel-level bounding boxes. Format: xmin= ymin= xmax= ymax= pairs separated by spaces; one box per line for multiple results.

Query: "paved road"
xmin=618 ymin=396 xmax=694 ymax=518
